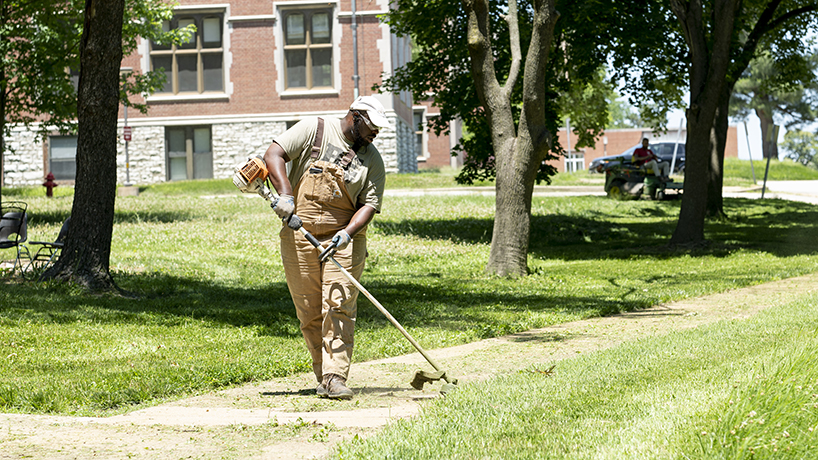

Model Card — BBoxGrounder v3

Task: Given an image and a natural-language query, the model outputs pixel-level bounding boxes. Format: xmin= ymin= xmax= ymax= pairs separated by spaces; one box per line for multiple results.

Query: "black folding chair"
xmin=0 ymin=201 xmax=31 ymax=277
xmin=25 ymin=216 xmax=70 ymax=279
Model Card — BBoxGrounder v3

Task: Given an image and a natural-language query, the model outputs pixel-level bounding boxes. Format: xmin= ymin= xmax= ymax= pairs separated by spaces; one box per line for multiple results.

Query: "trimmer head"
xmin=410 ymin=369 xmax=458 ymax=393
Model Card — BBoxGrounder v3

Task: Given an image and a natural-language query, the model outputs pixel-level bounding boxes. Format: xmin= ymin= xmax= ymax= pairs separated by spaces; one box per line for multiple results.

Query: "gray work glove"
xmin=331 ymin=229 xmax=352 ymax=251
xmin=319 ymin=229 xmax=352 ymax=262
xmin=273 ymin=194 xmax=295 ymax=221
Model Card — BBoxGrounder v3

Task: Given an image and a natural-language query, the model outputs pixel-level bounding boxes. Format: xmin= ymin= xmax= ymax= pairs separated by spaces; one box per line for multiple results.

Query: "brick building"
xmin=551 ymin=125 xmax=739 ymax=173
xmin=3 ymin=0 xmax=461 ymax=187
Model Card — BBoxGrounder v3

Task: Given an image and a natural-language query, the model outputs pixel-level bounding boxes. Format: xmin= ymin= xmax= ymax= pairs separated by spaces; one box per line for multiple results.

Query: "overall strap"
xmin=311 ymin=117 xmax=325 ymax=159
xmin=311 ymin=117 xmax=357 ymax=169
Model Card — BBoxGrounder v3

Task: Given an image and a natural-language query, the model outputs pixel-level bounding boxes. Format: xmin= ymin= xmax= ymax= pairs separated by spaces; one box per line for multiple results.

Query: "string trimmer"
xmin=234 ymin=157 xmax=458 ymax=393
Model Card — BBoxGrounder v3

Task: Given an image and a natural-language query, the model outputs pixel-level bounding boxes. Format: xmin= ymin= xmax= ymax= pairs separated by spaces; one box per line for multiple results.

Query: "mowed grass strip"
xmin=0 ymin=170 xmax=817 ymax=416
xmin=332 ymin=291 xmax=818 ymax=460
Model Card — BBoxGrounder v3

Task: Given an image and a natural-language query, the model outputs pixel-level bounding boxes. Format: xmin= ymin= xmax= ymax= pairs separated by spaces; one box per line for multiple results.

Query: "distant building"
xmin=553 ymin=126 xmax=740 ymax=173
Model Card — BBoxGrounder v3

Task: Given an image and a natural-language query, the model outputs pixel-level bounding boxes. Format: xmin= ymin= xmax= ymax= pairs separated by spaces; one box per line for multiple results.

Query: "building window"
xmin=565 ymin=150 xmax=585 ymax=173
xmin=165 ymin=126 xmax=213 ymax=181
xmin=414 ymin=109 xmax=426 ymax=159
xmin=151 ymin=12 xmax=224 ymax=95
xmin=49 ymin=135 xmax=77 ymax=180
xmin=282 ymin=9 xmax=333 ymax=90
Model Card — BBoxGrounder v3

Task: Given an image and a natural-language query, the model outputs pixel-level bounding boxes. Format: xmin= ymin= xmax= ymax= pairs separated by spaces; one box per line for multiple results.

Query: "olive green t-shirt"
xmin=274 ymin=117 xmax=386 ymax=212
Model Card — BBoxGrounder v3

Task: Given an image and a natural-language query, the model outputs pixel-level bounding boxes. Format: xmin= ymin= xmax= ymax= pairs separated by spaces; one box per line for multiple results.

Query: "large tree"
xmin=704 ymin=1 xmax=818 ymax=220
xmin=381 ymin=0 xmax=636 ymax=276
xmin=1 ymin=0 xmax=190 ymax=289
xmin=47 ymin=0 xmax=126 ymax=291
xmin=465 ymin=0 xmax=560 ymax=276
xmin=669 ymin=0 xmax=740 ymax=243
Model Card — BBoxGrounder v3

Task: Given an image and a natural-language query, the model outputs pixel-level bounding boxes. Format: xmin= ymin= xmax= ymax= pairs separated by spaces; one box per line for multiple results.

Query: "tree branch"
xmin=502 ymin=0 xmax=522 ymax=100
xmin=462 ymin=0 xmax=503 ymax=108
xmin=729 ymin=2 xmax=818 ymax=85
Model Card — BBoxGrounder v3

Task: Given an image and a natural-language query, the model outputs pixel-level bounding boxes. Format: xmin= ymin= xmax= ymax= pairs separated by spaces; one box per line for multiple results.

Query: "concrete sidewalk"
xmin=386 ymin=180 xmax=818 ymax=204
xmin=724 ymin=180 xmax=818 ymax=205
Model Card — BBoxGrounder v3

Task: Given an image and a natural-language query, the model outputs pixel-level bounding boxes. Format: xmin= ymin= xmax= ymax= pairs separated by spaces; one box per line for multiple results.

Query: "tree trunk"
xmin=1 ymin=70 xmax=5 ymax=209
xmin=756 ymin=105 xmax=778 ymax=159
xmin=463 ymin=0 xmax=557 ymax=276
xmin=670 ymin=0 xmax=738 ymax=246
xmin=0 ymin=0 xmax=6 ymax=207
xmin=706 ymin=84 xmax=731 ymax=219
xmin=43 ymin=0 xmax=124 ymax=291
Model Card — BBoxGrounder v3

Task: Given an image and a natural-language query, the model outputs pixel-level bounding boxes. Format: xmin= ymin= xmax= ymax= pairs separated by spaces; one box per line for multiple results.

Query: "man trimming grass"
xmin=239 ymin=96 xmax=390 ymax=401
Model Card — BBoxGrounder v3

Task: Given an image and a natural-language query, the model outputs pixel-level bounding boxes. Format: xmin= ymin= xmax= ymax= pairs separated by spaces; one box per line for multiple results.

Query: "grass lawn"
xmin=333 ymin=290 xmax=818 ymax=459
xmin=0 ymin=162 xmax=817 ymax=422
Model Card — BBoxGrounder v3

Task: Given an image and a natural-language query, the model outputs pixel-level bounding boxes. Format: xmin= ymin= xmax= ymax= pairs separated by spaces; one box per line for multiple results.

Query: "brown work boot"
xmin=323 ymin=374 xmax=353 ymax=400
xmin=316 ymin=382 xmax=327 ymax=397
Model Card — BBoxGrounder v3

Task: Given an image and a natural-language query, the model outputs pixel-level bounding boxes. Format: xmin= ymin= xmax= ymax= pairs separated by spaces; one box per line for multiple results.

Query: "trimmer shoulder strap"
xmin=311 ymin=117 xmax=325 ymax=160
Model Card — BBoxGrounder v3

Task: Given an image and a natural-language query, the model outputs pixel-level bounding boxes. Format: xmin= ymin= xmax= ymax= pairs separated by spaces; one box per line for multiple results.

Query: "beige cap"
xmin=350 ymin=96 xmax=390 ymax=129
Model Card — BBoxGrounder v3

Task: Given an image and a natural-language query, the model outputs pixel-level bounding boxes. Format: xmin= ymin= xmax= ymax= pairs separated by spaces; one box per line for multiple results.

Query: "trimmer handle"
xmin=318 ymin=241 xmax=339 ymax=262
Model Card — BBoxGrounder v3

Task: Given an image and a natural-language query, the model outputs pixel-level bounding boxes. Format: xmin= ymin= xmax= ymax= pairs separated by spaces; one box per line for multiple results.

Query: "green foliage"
xmin=730 ymin=50 xmax=818 ymax=130
xmin=567 ymin=0 xmax=688 ymax=129
xmin=379 ymin=0 xmax=620 ymax=185
xmin=608 ymin=95 xmax=644 ymax=130
xmin=1 ymin=188 xmax=818 ymax=415
xmin=0 ymin=0 xmax=192 ymax=142
xmin=781 ymin=129 xmax=818 ymax=169
xmin=0 ymin=0 xmax=83 ymax=135
xmin=559 ymin=68 xmax=612 ymax=148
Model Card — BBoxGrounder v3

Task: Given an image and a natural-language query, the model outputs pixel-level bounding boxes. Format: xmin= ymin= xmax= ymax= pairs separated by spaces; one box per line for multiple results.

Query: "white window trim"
xmin=564 ymin=150 xmax=586 ymax=173
xmin=275 ymin=0 xmax=341 ymax=96
xmin=413 ymin=106 xmax=428 ymax=161
xmin=140 ymin=4 xmax=233 ymax=101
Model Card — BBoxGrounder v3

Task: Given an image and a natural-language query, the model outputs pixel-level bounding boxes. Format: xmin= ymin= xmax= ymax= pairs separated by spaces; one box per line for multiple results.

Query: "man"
xmin=632 ymin=138 xmax=670 ymax=180
xmin=262 ymin=96 xmax=388 ymax=400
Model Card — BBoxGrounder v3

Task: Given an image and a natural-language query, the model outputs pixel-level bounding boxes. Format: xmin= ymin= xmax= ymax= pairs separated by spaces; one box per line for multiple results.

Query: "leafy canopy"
xmin=0 ymin=0 xmax=193 ymax=141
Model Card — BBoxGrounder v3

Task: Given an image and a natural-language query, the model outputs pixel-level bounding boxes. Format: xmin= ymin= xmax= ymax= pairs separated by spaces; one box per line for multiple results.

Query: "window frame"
xmin=150 ymin=11 xmax=225 ymax=96
xmin=413 ymin=107 xmax=428 ymax=161
xmin=164 ymin=125 xmax=214 ymax=181
xmin=278 ymin=5 xmax=337 ymax=94
xmin=281 ymin=5 xmax=337 ymax=91
xmin=48 ymin=135 xmax=78 ymax=182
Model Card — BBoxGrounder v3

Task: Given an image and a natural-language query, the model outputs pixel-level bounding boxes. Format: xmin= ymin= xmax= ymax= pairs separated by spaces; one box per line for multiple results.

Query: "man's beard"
xmin=350 ymin=116 xmax=371 ymax=152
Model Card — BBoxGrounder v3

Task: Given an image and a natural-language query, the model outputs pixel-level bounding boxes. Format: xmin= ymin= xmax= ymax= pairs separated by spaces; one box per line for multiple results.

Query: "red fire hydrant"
xmin=43 ymin=172 xmax=58 ymax=197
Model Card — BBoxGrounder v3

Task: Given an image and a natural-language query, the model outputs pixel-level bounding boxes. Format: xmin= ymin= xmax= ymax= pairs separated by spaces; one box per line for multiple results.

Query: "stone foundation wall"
xmin=3 ymin=117 xmax=416 ymax=187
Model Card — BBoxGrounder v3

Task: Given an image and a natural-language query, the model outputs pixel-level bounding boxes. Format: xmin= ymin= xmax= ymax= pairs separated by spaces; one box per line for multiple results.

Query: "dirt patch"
xmin=2 ymin=273 xmax=817 ymax=459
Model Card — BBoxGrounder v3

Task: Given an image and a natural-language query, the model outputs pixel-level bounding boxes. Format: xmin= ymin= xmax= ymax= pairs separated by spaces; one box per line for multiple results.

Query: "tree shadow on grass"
xmin=373 ymin=198 xmax=818 ymax=260
xmin=0 ymin=271 xmax=630 ymax=339
xmin=3 ymin=199 xmax=815 ymax=340
xmin=0 ymin=274 xmax=301 ymax=338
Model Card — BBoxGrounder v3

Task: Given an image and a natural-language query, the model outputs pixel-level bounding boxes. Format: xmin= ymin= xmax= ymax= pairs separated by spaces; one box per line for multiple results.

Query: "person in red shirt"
xmin=632 ymin=138 xmax=670 ymax=180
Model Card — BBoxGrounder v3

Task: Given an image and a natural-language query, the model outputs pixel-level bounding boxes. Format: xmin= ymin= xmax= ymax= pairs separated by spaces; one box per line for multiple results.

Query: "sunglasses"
xmin=356 ymin=111 xmax=378 ymax=132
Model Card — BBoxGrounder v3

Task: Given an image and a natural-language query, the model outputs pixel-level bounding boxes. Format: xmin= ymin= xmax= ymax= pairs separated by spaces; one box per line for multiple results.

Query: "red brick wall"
xmin=123 ymin=1 xmax=396 ymax=119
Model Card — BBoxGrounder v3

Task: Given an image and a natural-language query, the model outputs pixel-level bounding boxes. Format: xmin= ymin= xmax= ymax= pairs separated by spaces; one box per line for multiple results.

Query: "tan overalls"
xmin=279 ymin=118 xmax=367 ymax=382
